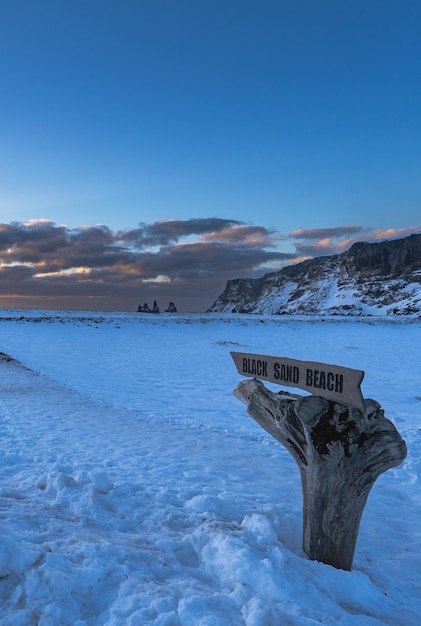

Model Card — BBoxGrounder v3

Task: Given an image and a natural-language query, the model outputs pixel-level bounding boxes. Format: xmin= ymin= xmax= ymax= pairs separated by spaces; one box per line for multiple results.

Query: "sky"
xmin=1 ymin=0 xmax=420 ymax=312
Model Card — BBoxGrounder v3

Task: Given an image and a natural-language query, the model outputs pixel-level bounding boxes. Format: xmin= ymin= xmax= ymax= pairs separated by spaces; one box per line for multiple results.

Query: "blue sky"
xmin=0 ymin=1 xmax=420 ymax=311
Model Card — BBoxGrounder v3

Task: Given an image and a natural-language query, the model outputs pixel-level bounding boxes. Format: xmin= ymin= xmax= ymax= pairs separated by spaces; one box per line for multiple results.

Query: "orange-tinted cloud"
xmin=290 ymin=225 xmax=421 ymax=258
xmin=289 ymin=225 xmax=363 ymax=240
xmin=1 ymin=220 xmax=419 ymax=312
xmin=0 ymin=218 xmax=293 ymax=312
xmin=202 ymin=225 xmax=280 ymax=246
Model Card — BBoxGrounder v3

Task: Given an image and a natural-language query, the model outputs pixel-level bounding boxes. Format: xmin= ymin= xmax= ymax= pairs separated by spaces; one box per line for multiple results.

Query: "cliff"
xmin=208 ymin=233 xmax=421 ymax=316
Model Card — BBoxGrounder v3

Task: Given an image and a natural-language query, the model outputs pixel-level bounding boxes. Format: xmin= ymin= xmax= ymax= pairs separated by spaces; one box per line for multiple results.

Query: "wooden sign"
xmin=231 ymin=352 xmax=365 ymax=411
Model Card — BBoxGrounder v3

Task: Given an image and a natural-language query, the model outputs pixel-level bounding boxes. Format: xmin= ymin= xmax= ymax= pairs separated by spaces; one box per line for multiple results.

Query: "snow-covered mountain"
xmin=208 ymin=233 xmax=421 ymax=316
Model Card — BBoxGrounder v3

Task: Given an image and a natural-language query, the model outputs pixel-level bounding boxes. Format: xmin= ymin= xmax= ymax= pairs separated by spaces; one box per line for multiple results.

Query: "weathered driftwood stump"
xmin=234 ymin=379 xmax=407 ymax=570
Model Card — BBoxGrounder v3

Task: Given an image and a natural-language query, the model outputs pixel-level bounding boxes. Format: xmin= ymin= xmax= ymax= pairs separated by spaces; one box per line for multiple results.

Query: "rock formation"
xmin=208 ymin=233 xmax=421 ymax=316
xmin=137 ymin=300 xmax=160 ymax=313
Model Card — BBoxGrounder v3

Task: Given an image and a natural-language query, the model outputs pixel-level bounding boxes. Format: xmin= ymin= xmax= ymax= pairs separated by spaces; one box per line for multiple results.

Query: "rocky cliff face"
xmin=208 ymin=233 xmax=421 ymax=316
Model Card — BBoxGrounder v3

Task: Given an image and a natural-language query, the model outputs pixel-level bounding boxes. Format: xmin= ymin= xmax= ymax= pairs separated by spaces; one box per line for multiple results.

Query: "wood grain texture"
xmin=234 ymin=379 xmax=407 ymax=570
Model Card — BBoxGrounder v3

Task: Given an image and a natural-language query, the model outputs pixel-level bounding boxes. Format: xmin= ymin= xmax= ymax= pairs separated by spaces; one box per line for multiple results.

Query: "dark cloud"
xmin=141 ymin=241 xmax=292 ymax=280
xmin=120 ymin=218 xmax=242 ymax=247
xmin=202 ymin=225 xmax=279 ymax=245
xmin=289 ymin=226 xmax=363 ymax=240
xmin=290 ymin=225 xmax=421 ymax=259
xmin=1 ymin=219 xmax=418 ymax=312
xmin=0 ymin=221 xmax=121 ymax=271
xmin=0 ymin=218 xmax=292 ymax=311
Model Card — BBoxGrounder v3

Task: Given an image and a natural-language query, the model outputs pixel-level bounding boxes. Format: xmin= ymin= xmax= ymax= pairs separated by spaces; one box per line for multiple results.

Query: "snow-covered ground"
xmin=0 ymin=311 xmax=419 ymax=625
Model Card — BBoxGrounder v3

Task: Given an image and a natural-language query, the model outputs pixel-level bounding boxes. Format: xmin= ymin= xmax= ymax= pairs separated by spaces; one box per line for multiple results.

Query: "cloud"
xmin=202 ymin=225 xmax=280 ymax=245
xmin=289 ymin=225 xmax=421 ymax=258
xmin=119 ymin=218 xmax=242 ymax=247
xmin=289 ymin=226 xmax=363 ymax=240
xmin=369 ymin=227 xmax=421 ymax=241
xmin=292 ymin=236 xmax=358 ymax=258
xmin=1 ymin=219 xmax=419 ymax=312
xmin=0 ymin=218 xmax=292 ymax=311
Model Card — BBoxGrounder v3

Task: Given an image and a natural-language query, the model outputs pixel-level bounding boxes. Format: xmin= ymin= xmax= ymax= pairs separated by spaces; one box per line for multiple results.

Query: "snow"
xmin=210 ymin=267 xmax=421 ymax=317
xmin=0 ymin=311 xmax=419 ymax=625
xmin=252 ymin=281 xmax=298 ymax=314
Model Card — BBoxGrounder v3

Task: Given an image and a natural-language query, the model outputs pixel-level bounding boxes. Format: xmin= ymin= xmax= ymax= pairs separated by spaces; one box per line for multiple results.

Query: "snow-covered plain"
xmin=0 ymin=311 xmax=419 ymax=625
